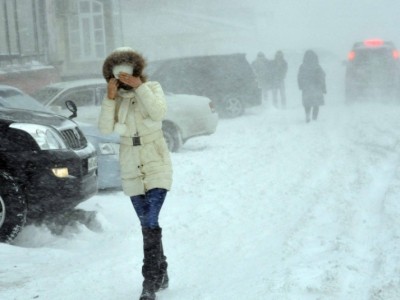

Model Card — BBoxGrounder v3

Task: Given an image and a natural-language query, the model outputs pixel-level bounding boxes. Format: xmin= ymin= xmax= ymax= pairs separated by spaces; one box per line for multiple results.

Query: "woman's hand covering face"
xmin=118 ymin=72 xmax=142 ymax=89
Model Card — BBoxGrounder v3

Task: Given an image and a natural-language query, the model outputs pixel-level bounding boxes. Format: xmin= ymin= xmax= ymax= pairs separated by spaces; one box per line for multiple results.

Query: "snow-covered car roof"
xmin=44 ymin=78 xmax=106 ymax=90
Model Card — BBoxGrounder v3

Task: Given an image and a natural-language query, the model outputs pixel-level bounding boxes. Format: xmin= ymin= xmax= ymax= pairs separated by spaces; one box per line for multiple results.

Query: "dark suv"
xmin=0 ymin=103 xmax=98 ymax=242
xmin=345 ymin=39 xmax=400 ymax=102
xmin=148 ymin=53 xmax=261 ymax=118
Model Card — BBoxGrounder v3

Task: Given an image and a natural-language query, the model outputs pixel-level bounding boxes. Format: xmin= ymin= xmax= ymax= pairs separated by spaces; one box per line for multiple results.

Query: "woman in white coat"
xmin=98 ymin=47 xmax=172 ymax=300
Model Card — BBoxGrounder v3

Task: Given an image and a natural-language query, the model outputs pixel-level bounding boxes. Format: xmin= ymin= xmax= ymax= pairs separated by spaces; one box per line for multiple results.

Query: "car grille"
xmin=60 ymin=127 xmax=87 ymax=150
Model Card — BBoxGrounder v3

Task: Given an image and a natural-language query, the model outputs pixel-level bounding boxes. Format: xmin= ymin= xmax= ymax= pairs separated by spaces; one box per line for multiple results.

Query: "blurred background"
xmin=1 ymin=0 xmax=399 ymax=100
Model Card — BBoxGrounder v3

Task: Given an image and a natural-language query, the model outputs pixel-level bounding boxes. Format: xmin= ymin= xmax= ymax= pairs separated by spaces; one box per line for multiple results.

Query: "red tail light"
xmin=209 ymin=101 xmax=216 ymax=113
xmin=393 ymin=50 xmax=399 ymax=59
xmin=348 ymin=51 xmax=355 ymax=60
xmin=364 ymin=39 xmax=384 ymax=47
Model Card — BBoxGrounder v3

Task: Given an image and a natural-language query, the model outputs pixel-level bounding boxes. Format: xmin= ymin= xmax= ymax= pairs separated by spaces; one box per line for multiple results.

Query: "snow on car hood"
xmin=0 ymin=107 xmax=77 ymax=129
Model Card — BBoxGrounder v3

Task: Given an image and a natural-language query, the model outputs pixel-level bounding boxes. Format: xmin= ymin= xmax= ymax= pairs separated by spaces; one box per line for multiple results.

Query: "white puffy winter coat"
xmin=98 ymin=81 xmax=173 ymax=196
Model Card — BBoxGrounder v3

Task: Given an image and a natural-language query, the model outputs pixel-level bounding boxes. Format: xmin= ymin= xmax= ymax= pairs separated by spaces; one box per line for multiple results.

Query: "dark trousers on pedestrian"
xmin=272 ymin=81 xmax=286 ymax=108
xmin=304 ymin=105 xmax=319 ymax=122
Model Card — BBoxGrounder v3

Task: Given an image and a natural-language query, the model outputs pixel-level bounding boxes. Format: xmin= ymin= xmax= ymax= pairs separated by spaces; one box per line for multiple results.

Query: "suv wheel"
xmin=0 ymin=172 xmax=27 ymax=243
xmin=221 ymin=95 xmax=244 ymax=118
xmin=162 ymin=123 xmax=182 ymax=152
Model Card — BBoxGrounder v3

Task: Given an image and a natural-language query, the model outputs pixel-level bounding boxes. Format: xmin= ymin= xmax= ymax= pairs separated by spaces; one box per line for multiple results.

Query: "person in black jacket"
xmin=251 ymin=52 xmax=273 ymax=102
xmin=297 ymin=50 xmax=327 ymax=122
xmin=271 ymin=50 xmax=288 ymax=108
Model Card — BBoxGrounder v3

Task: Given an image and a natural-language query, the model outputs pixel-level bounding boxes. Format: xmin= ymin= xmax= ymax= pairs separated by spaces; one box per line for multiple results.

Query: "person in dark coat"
xmin=297 ymin=50 xmax=326 ymax=123
xmin=251 ymin=52 xmax=273 ymax=102
xmin=271 ymin=50 xmax=288 ymax=108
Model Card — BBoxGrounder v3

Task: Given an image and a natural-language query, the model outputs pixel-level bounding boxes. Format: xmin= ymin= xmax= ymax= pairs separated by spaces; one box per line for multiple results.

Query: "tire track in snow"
xmin=331 ymin=119 xmax=400 ymax=300
xmin=368 ymin=161 xmax=400 ymax=299
xmin=263 ymin=107 xmax=400 ymax=299
xmin=256 ymin=120 xmax=350 ymax=298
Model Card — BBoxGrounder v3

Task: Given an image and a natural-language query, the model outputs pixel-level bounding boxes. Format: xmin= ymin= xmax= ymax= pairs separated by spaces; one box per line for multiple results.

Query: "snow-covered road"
xmin=2 ymin=100 xmax=400 ymax=300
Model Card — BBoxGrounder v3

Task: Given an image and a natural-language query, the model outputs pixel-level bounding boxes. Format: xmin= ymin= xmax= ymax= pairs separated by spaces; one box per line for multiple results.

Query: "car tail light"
xmin=209 ymin=101 xmax=216 ymax=113
xmin=348 ymin=51 xmax=355 ymax=60
xmin=364 ymin=39 xmax=384 ymax=47
xmin=393 ymin=50 xmax=399 ymax=59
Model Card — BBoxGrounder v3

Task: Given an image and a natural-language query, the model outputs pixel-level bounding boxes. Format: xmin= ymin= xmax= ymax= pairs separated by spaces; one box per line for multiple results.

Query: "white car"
xmin=32 ymin=79 xmax=219 ymax=151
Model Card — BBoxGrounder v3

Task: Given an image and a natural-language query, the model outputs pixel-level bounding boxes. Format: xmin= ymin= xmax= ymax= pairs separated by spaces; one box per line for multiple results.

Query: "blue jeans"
xmin=130 ymin=188 xmax=167 ymax=229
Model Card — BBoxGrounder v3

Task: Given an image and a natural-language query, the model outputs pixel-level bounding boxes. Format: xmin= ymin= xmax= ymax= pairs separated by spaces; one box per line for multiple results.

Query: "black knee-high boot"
xmin=154 ymin=228 xmax=169 ymax=291
xmin=140 ymin=228 xmax=161 ymax=300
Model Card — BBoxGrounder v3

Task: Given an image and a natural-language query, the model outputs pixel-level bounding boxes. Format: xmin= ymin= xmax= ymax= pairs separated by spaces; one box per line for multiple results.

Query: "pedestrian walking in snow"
xmin=98 ymin=47 xmax=172 ymax=300
xmin=251 ymin=51 xmax=273 ymax=103
xmin=270 ymin=50 xmax=288 ymax=108
xmin=297 ymin=50 xmax=327 ymax=123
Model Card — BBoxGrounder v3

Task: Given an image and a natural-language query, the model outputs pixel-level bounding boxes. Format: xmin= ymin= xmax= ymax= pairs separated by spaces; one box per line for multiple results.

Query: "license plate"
xmin=88 ymin=156 xmax=98 ymax=172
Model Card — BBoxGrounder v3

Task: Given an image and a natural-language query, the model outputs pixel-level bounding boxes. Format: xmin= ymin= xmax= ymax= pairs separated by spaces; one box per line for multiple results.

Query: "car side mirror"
xmin=65 ymin=100 xmax=78 ymax=119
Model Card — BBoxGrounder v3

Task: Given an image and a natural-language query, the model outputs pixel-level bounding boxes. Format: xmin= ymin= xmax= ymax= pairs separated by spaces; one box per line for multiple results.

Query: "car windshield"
xmin=32 ymin=87 xmax=62 ymax=105
xmin=0 ymin=89 xmax=50 ymax=112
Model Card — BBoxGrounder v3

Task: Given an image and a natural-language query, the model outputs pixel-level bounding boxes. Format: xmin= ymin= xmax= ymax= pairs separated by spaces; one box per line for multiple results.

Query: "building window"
xmin=68 ymin=0 xmax=106 ymax=61
xmin=0 ymin=0 xmax=46 ymax=64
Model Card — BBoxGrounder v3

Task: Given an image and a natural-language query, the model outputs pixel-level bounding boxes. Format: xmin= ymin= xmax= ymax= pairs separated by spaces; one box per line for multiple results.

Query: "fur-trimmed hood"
xmin=102 ymin=47 xmax=147 ymax=83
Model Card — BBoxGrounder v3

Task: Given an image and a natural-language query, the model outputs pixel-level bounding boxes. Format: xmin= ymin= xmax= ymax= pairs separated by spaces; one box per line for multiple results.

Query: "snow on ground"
xmin=2 ymin=95 xmax=400 ymax=300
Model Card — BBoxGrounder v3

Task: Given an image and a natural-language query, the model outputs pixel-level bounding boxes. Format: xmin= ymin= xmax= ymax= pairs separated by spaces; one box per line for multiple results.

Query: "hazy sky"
xmin=122 ymin=0 xmax=400 ymax=60
xmin=266 ymin=0 xmax=400 ymax=54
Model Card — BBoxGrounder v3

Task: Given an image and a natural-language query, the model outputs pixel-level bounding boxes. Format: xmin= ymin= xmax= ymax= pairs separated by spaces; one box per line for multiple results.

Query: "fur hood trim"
xmin=102 ymin=47 xmax=147 ymax=83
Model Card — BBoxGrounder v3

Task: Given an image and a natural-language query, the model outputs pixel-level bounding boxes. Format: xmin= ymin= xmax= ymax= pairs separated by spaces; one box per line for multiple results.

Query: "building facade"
xmin=0 ymin=0 xmax=122 ymax=93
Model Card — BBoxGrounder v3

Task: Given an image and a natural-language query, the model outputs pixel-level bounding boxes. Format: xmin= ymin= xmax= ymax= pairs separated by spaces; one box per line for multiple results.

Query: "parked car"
xmin=147 ymin=53 xmax=262 ymax=118
xmin=78 ymin=123 xmax=121 ymax=190
xmin=0 ymin=85 xmax=121 ymax=191
xmin=0 ymin=86 xmax=98 ymax=242
xmin=32 ymin=78 xmax=106 ymax=112
xmin=32 ymin=79 xmax=219 ymax=152
xmin=345 ymin=39 xmax=400 ymax=102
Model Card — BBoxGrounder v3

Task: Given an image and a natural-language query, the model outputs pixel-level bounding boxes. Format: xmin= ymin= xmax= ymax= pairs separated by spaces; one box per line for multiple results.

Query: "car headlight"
xmin=99 ymin=142 xmax=119 ymax=155
xmin=10 ymin=123 xmax=67 ymax=150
